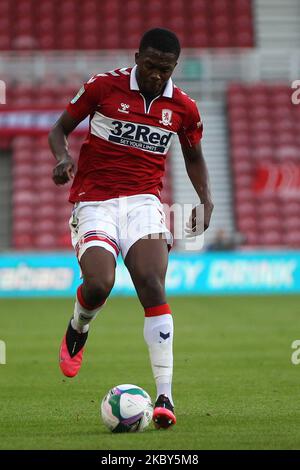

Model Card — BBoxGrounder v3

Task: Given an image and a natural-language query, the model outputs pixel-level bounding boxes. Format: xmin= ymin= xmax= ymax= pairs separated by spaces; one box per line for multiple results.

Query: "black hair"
xmin=139 ymin=28 xmax=181 ymax=59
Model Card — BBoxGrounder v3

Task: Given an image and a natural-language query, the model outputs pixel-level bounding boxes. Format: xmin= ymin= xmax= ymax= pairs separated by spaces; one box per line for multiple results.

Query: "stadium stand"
xmin=1 ymin=0 xmax=300 ymax=251
xmin=228 ymin=83 xmax=300 ymax=248
xmin=0 ymin=0 xmax=254 ymax=51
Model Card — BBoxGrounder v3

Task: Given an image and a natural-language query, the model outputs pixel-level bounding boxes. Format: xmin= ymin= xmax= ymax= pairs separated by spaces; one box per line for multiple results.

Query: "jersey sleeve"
xmin=177 ymin=99 xmax=203 ymax=147
xmin=66 ymin=75 xmax=105 ymax=122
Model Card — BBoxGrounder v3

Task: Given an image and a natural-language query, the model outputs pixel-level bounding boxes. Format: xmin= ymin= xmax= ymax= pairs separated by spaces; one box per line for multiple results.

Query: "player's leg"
xmin=60 ymin=246 xmax=116 ymax=377
xmin=60 ymin=200 xmax=119 ymax=377
xmin=74 ymin=246 xmax=116 ymax=331
xmin=124 ymin=236 xmax=176 ymax=428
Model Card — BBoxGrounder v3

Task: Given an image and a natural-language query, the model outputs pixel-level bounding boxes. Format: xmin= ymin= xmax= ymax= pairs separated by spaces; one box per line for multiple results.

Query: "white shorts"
xmin=69 ymin=194 xmax=173 ymax=262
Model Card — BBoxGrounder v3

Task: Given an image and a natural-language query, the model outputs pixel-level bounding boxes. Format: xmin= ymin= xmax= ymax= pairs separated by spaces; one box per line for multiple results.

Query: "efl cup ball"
xmin=101 ymin=384 xmax=153 ymax=432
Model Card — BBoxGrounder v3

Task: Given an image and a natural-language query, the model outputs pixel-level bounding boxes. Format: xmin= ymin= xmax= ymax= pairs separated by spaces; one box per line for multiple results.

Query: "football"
xmin=100 ymin=384 xmax=153 ymax=433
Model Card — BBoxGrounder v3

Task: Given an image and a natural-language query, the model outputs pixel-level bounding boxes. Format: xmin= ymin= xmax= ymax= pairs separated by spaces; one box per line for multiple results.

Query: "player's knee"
xmin=84 ymin=276 xmax=114 ymax=302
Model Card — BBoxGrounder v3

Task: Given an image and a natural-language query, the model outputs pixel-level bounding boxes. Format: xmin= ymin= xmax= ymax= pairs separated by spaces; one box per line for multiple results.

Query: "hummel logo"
xmin=118 ymin=103 xmax=130 ymax=114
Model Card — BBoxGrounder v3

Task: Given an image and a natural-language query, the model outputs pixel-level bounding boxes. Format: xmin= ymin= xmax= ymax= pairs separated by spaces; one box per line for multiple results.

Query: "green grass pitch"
xmin=0 ymin=295 xmax=300 ymax=450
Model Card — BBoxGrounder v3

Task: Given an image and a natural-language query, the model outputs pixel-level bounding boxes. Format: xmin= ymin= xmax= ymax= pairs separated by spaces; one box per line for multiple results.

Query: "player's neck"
xmin=141 ymin=90 xmax=162 ymax=100
xmin=136 ymin=69 xmax=165 ymax=100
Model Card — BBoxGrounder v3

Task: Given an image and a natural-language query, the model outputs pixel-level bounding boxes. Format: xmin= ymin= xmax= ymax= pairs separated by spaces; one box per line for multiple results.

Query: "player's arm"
xmin=49 ymin=75 xmax=102 ymax=185
xmin=181 ymin=142 xmax=214 ymax=235
xmin=48 ymin=110 xmax=81 ymax=185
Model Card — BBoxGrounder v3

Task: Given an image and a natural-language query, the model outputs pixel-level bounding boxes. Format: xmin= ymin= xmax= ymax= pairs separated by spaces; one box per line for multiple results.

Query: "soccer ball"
xmin=100 ymin=384 xmax=153 ymax=433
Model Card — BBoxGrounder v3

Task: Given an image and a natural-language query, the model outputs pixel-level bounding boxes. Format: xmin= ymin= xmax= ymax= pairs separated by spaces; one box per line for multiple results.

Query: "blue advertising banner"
xmin=0 ymin=251 xmax=299 ymax=297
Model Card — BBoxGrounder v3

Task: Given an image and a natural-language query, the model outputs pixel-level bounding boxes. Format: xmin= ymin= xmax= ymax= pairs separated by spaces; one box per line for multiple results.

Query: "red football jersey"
xmin=66 ymin=66 xmax=203 ymax=203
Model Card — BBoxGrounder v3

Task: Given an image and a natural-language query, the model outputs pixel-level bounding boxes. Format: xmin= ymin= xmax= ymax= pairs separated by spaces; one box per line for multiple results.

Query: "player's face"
xmin=135 ymin=47 xmax=177 ymax=96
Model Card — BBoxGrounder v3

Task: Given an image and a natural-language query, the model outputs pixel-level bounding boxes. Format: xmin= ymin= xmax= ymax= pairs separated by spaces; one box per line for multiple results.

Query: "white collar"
xmin=130 ymin=65 xmax=173 ymax=98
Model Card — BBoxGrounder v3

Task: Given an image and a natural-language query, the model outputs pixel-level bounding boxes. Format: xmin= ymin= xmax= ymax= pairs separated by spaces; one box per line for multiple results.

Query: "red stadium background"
xmin=0 ymin=0 xmax=299 ymax=252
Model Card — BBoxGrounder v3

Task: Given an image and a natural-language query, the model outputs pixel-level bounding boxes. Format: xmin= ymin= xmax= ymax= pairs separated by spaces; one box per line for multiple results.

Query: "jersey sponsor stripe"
xmin=90 ymin=112 xmax=175 ymax=155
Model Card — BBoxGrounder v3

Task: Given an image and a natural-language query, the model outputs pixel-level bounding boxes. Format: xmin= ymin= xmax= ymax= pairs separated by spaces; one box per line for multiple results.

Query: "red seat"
xmin=34 ymin=233 xmax=58 ymax=250
xmin=211 ymin=31 xmax=232 ymax=48
xmin=2 ymin=0 xmax=254 ymax=51
xmin=13 ymin=204 xmax=34 ymax=219
xmin=281 ymin=201 xmax=300 ymax=217
xmin=13 ymin=148 xmax=32 ymax=165
xmin=57 ymin=232 xmax=72 ymax=248
xmin=258 ymin=231 xmax=282 ymax=246
xmin=233 ymin=0 xmax=253 ymax=14
xmin=238 ymin=217 xmax=257 ymax=231
xmin=13 ymin=163 xmax=33 ymax=178
xmin=34 ymin=161 xmax=53 ymax=177
xmin=232 ymin=158 xmax=253 ymax=174
xmin=257 ymin=201 xmax=279 ymax=217
xmin=243 ymin=230 xmax=258 ymax=245
xmin=37 ymin=35 xmax=57 ymax=50
xmin=13 ymin=218 xmax=34 ymax=235
xmin=122 ymin=32 xmax=143 ymax=50
xmin=283 ymin=231 xmax=300 ymax=247
xmin=235 ymin=188 xmax=255 ymax=203
xmin=187 ymin=31 xmax=210 ymax=48
xmin=236 ymin=201 xmax=256 ymax=218
xmin=82 ymin=1 xmax=99 ymax=15
xmin=228 ymin=82 xmax=299 ymax=248
xmin=13 ymin=176 xmax=33 ymax=191
xmin=210 ymin=0 xmax=229 ymax=15
xmin=253 ymin=145 xmax=274 ymax=160
xmin=13 ymin=234 xmax=34 ymax=249
xmin=282 ymin=217 xmax=300 ymax=231
xmin=38 ymin=205 xmax=58 ymax=219
xmin=101 ymin=32 xmax=122 ymax=49
xmin=253 ymin=133 xmax=273 ymax=146
xmin=258 ymin=216 xmax=281 ymax=231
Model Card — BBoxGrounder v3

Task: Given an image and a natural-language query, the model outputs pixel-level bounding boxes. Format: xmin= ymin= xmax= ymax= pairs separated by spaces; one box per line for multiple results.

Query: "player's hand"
xmin=185 ymin=201 xmax=214 ymax=237
xmin=52 ymin=156 xmax=75 ymax=185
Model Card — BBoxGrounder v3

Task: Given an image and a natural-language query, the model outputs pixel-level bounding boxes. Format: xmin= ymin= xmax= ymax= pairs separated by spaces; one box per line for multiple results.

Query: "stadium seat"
xmin=228 ymin=83 xmax=299 ymax=247
xmin=13 ymin=234 xmax=34 ymax=249
xmin=34 ymin=233 xmax=58 ymax=250
xmin=236 ymin=201 xmax=256 ymax=218
xmin=0 ymin=0 xmax=254 ymax=51
xmin=238 ymin=216 xmax=257 ymax=231
xmin=283 ymin=231 xmax=300 ymax=247
xmin=244 ymin=230 xmax=258 ymax=245
xmin=13 ymin=176 xmax=33 ymax=191
xmin=258 ymin=231 xmax=282 ymax=246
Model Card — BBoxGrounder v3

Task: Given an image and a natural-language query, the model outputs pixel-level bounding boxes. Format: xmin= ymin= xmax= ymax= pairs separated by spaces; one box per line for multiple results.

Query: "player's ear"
xmin=135 ymin=52 xmax=140 ymax=64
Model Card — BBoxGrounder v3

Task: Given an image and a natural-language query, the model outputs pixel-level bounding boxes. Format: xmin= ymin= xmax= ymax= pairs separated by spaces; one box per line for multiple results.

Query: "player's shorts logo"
xmin=159 ymin=109 xmax=173 ymax=126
